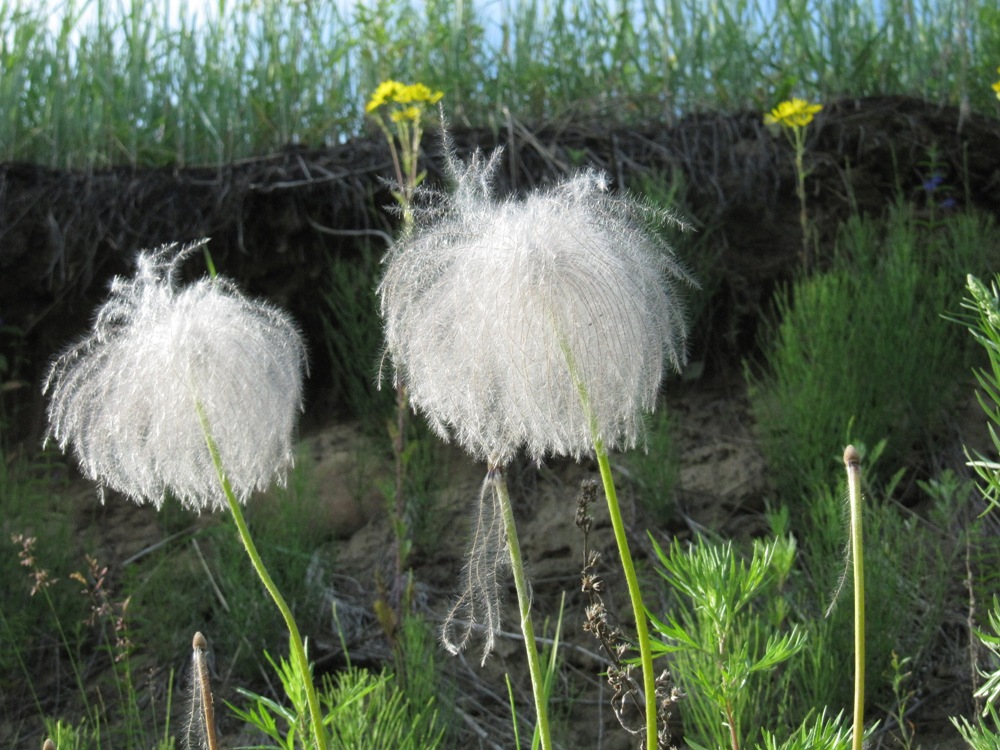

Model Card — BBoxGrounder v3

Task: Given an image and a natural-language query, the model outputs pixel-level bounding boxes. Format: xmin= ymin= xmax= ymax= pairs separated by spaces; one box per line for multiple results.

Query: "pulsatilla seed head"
xmin=43 ymin=240 xmax=307 ymax=511
xmin=379 ymin=146 xmax=696 ymax=466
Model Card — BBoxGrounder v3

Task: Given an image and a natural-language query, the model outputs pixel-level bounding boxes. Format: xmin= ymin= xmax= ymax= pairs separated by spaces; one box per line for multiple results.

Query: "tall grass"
xmin=1 ymin=0 xmax=996 ymax=168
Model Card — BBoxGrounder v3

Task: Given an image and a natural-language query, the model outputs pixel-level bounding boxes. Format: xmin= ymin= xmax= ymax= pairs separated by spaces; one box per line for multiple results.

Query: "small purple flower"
xmin=922 ymin=173 xmax=945 ymax=193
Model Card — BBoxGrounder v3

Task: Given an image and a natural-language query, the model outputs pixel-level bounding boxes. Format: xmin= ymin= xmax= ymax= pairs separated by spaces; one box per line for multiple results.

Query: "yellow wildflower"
xmin=993 ymin=67 xmax=1000 ymax=100
xmin=390 ymin=106 xmax=422 ymax=123
xmin=764 ymin=97 xmax=822 ymax=269
xmin=366 ymin=80 xmax=443 ymax=113
xmin=395 ymin=82 xmax=444 ymax=105
xmin=365 ymin=80 xmax=446 ymax=219
xmin=366 ymin=80 xmax=402 ymax=113
xmin=765 ymin=98 xmax=823 ymax=129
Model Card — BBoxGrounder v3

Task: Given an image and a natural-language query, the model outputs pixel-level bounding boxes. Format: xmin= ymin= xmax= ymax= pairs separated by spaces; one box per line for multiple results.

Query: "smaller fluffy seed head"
xmin=379 ymin=149 xmax=695 ymax=465
xmin=43 ymin=241 xmax=307 ymax=511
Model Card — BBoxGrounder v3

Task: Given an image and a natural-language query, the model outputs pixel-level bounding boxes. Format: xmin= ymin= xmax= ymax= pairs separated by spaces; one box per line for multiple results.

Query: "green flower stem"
xmin=595 ymin=440 xmax=659 ymax=749
xmin=197 ymin=405 xmax=327 ymax=750
xmin=557 ymin=330 xmax=658 ymax=747
xmin=844 ymin=445 xmax=865 ymax=750
xmin=492 ymin=468 xmax=553 ymax=750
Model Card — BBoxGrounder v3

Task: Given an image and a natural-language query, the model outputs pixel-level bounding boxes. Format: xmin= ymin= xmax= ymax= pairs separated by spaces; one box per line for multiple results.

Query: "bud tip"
xmin=843 ymin=445 xmax=860 ymax=466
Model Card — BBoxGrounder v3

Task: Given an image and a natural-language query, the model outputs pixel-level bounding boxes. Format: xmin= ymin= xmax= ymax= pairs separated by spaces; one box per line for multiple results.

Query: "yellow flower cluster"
xmin=366 ymin=80 xmax=444 ymax=116
xmin=993 ymin=67 xmax=1000 ymax=101
xmin=365 ymin=80 xmax=446 ymax=216
xmin=764 ymin=98 xmax=823 ymax=129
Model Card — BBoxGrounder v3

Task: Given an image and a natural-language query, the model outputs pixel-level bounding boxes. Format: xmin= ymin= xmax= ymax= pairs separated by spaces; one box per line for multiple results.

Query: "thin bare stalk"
xmin=491 ymin=466 xmax=553 ymax=750
xmin=595 ymin=442 xmax=659 ymax=748
xmin=844 ymin=445 xmax=865 ymax=750
xmin=392 ymin=380 xmax=409 ymax=611
xmin=562 ymin=334 xmax=659 ymax=748
xmin=197 ymin=404 xmax=327 ymax=750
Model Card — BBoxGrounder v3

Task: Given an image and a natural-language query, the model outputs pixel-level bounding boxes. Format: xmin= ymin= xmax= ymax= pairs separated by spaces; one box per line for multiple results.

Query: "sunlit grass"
xmin=1 ymin=0 xmax=995 ymax=168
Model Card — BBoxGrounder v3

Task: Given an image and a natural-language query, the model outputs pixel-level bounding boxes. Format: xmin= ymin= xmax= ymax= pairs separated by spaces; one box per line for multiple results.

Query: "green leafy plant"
xmin=42 ymin=718 xmax=95 ymax=750
xmin=961 ymin=274 xmax=1000 ymax=510
xmin=390 ymin=614 xmax=455 ymax=747
xmin=231 ymin=645 xmax=445 ymax=750
xmin=648 ymin=534 xmax=806 ymax=750
xmin=759 ymin=709 xmax=852 ymax=750
xmin=949 ymin=273 xmax=1000 ymax=746
xmin=883 ymin=651 xmax=917 ymax=750
xmin=749 ymin=205 xmax=993 ymax=503
xmin=952 ymin=597 xmax=1000 ymax=746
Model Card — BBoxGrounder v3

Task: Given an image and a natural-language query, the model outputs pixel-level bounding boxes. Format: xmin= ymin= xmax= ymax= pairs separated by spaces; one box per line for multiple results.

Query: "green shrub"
xmin=232 ymin=614 xmax=448 ymax=750
xmin=949 ymin=273 xmax=1000 ymax=745
xmin=749 ymin=205 xmax=997 ymax=502
xmin=648 ymin=457 xmax=959 ymax=750
xmin=648 ymin=533 xmax=805 ymax=749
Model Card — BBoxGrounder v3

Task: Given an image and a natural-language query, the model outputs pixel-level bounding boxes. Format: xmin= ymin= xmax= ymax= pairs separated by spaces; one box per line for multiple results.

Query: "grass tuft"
xmin=0 ymin=0 xmax=993 ymax=168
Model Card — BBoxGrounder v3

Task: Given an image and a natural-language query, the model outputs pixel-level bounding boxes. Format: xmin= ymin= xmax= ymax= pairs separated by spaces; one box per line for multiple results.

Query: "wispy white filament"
xmin=43 ymin=241 xmax=307 ymax=511
xmin=379 ymin=148 xmax=693 ymax=465
xmin=441 ymin=469 xmax=510 ymax=663
xmin=379 ymin=146 xmax=695 ymax=660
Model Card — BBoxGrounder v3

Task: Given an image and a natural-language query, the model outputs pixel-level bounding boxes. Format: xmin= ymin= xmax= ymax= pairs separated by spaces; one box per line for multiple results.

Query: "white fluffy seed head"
xmin=379 ymin=149 xmax=695 ymax=465
xmin=43 ymin=241 xmax=307 ymax=512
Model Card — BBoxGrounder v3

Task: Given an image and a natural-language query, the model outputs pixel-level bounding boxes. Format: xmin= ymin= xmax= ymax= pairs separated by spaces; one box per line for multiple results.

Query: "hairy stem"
xmin=392 ymin=381 xmax=409 ymax=611
xmin=189 ymin=632 xmax=219 ymax=750
xmin=198 ymin=404 xmax=327 ymax=750
xmin=845 ymin=445 xmax=865 ymax=750
xmin=493 ymin=468 xmax=553 ymax=750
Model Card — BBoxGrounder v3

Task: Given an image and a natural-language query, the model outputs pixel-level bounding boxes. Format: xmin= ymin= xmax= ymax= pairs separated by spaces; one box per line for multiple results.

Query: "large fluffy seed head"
xmin=43 ymin=241 xmax=307 ymax=511
xmin=379 ymin=149 xmax=694 ymax=465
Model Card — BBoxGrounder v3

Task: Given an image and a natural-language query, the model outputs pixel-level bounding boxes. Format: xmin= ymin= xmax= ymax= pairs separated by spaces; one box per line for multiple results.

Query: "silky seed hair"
xmin=440 ymin=468 xmax=511 ymax=663
xmin=380 ymin=144 xmax=695 ymax=661
xmin=379 ymin=146 xmax=695 ymax=466
xmin=43 ymin=240 xmax=307 ymax=511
